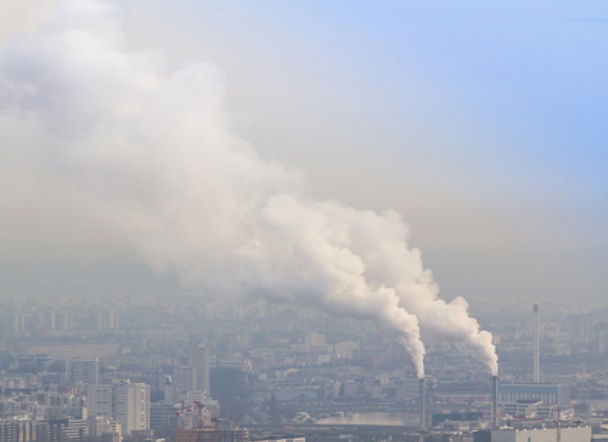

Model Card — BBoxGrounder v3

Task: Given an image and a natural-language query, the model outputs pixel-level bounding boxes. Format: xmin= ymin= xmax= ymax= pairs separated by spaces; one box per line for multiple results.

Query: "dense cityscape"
xmin=0 ymin=1 xmax=606 ymax=442
xmin=1 ymin=293 xmax=607 ymax=441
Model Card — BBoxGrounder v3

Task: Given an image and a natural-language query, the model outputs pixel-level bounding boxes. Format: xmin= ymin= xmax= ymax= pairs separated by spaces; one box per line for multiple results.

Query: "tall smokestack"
xmin=419 ymin=378 xmax=426 ymax=433
xmin=491 ymin=375 xmax=498 ymax=429
xmin=533 ymin=304 xmax=540 ymax=383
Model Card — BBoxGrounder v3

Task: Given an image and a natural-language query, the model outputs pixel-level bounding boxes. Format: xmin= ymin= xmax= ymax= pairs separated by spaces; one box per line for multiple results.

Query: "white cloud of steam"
xmin=0 ymin=0 xmax=497 ymax=376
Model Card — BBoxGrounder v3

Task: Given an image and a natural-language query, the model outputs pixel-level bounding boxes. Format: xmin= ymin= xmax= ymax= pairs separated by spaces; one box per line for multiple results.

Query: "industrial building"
xmin=498 ymin=383 xmax=569 ymax=406
xmin=174 ymin=427 xmax=250 ymax=442
xmin=473 ymin=426 xmax=591 ymax=442
xmin=250 ymin=434 xmax=305 ymax=442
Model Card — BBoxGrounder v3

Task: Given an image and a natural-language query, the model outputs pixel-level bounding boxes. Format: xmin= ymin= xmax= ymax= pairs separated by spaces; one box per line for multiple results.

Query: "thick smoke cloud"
xmin=0 ymin=0 xmax=497 ymax=376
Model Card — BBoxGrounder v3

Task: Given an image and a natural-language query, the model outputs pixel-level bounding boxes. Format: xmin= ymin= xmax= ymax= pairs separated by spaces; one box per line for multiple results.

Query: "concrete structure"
xmin=10 ymin=312 xmax=26 ymax=331
xmin=174 ymin=427 xmax=250 ymax=442
xmin=47 ymin=310 xmax=57 ymax=330
xmin=502 ymin=400 xmax=543 ymax=419
xmin=334 ymin=341 xmax=358 ymax=360
xmin=87 ymin=384 xmax=114 ymax=418
xmin=115 ymin=382 xmax=150 ymax=435
xmin=60 ymin=310 xmax=74 ymax=330
xmin=499 ymin=383 xmax=569 ymax=406
xmin=474 ymin=426 xmax=591 ymax=442
xmin=250 ymin=435 xmax=305 ymax=442
xmin=67 ymin=358 xmax=99 ymax=384
xmin=96 ymin=311 xmax=120 ymax=331
xmin=189 ymin=344 xmax=210 ymax=394
xmin=0 ymin=418 xmax=94 ymax=442
xmin=492 ymin=376 xmax=499 ymax=429
xmin=87 ymin=381 xmax=151 ymax=435
xmin=0 ymin=420 xmax=47 ymax=442
xmin=419 ymin=378 xmax=426 ymax=432
xmin=569 ymin=313 xmax=592 ymax=339
xmin=597 ymin=328 xmax=608 ymax=355
xmin=89 ymin=416 xmax=123 ymax=441
xmin=150 ymin=402 xmax=180 ymax=438
xmin=173 ymin=365 xmax=197 ymax=396
xmin=62 ymin=418 xmax=88 ymax=440
xmin=25 ymin=343 xmax=117 ymax=360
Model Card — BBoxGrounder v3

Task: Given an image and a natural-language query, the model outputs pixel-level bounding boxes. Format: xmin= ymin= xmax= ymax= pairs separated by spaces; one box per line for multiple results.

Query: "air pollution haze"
xmin=0 ymin=0 xmax=498 ymax=377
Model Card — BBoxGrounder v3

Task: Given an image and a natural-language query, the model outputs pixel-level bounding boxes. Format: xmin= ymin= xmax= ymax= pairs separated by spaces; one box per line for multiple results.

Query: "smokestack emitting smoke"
xmin=492 ymin=375 xmax=499 ymax=429
xmin=533 ymin=303 xmax=540 ymax=383
xmin=419 ymin=378 xmax=426 ymax=433
xmin=0 ymin=0 xmax=498 ymax=378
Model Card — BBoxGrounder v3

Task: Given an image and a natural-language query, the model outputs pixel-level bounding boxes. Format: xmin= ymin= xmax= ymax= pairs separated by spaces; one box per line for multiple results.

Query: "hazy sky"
xmin=0 ymin=0 xmax=606 ymax=306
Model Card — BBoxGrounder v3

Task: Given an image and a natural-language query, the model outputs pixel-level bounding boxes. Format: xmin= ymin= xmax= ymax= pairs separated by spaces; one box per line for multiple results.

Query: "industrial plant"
xmin=1 ymin=297 xmax=606 ymax=442
xmin=0 ymin=0 xmax=604 ymax=441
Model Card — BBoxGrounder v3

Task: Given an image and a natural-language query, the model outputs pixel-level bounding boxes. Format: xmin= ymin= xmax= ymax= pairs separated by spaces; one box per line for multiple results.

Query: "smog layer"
xmin=0 ymin=0 xmax=497 ymax=377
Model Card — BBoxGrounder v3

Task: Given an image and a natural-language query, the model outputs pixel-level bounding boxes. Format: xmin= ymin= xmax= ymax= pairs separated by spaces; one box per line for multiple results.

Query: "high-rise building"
xmin=305 ymin=332 xmax=326 ymax=347
xmin=87 ymin=380 xmax=151 ymax=435
xmin=89 ymin=416 xmax=122 ymax=441
xmin=48 ymin=310 xmax=56 ymax=330
xmin=189 ymin=344 xmax=210 ymax=394
xmin=173 ymin=365 xmax=197 ymax=395
xmin=60 ymin=310 xmax=74 ymax=330
xmin=0 ymin=420 xmax=55 ymax=442
xmin=114 ymin=382 xmax=150 ymax=435
xmin=96 ymin=311 xmax=120 ymax=330
xmin=569 ymin=313 xmax=592 ymax=340
xmin=598 ymin=329 xmax=608 ymax=355
xmin=12 ymin=312 xmax=26 ymax=331
xmin=150 ymin=402 xmax=180 ymax=439
xmin=86 ymin=384 xmax=114 ymax=418
xmin=67 ymin=358 xmax=99 ymax=385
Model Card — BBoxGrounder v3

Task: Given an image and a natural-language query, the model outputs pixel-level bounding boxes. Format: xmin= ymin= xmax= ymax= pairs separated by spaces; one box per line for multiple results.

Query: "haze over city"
xmin=0 ymin=2 xmax=606 ymax=442
xmin=0 ymin=1 xmax=606 ymax=307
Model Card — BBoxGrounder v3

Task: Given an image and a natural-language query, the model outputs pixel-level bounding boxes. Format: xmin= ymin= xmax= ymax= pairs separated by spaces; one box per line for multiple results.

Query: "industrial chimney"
xmin=419 ymin=378 xmax=426 ymax=433
xmin=491 ymin=375 xmax=498 ymax=429
xmin=533 ymin=304 xmax=540 ymax=383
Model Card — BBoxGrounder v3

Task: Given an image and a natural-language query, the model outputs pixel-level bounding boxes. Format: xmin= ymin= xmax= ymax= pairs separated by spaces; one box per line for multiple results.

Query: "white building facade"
xmin=115 ymin=382 xmax=150 ymax=435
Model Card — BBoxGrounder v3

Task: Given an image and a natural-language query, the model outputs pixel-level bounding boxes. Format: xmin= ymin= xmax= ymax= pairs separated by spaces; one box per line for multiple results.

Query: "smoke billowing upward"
xmin=0 ymin=0 xmax=497 ymax=377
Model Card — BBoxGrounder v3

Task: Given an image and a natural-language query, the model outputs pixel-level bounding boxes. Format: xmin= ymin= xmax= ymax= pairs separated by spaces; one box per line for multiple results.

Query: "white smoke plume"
xmin=0 ymin=0 xmax=497 ymax=376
